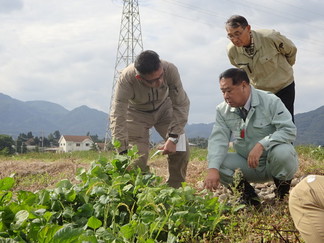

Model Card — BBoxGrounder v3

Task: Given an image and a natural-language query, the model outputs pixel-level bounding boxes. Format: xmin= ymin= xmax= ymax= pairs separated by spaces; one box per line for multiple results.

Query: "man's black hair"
xmin=226 ymin=15 xmax=249 ymax=29
xmin=134 ymin=50 xmax=161 ymax=75
xmin=219 ymin=68 xmax=250 ymax=85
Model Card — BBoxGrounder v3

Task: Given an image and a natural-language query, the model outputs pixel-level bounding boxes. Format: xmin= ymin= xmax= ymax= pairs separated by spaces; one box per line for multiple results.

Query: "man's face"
xmin=138 ymin=65 xmax=164 ymax=88
xmin=226 ymin=25 xmax=251 ymax=47
xmin=220 ymin=77 xmax=247 ymax=107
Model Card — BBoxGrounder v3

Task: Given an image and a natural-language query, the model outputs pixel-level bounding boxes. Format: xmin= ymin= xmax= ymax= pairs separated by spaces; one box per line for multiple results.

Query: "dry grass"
xmin=0 ymin=159 xmax=90 ymax=191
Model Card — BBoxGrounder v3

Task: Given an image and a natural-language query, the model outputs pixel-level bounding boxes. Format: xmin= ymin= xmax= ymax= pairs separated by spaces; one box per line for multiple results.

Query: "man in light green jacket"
xmin=110 ymin=50 xmax=190 ymax=188
xmin=225 ymin=15 xmax=297 ymax=121
xmin=204 ymin=68 xmax=298 ymax=206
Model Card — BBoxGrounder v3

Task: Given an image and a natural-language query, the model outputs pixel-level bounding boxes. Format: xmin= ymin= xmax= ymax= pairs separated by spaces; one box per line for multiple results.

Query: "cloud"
xmin=0 ymin=0 xmax=323 ymax=125
xmin=0 ymin=0 xmax=23 ymax=13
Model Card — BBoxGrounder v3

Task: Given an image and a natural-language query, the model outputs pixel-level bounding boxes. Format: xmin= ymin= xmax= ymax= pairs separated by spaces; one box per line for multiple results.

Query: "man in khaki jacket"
xmin=225 ymin=15 xmax=297 ymax=121
xmin=110 ymin=50 xmax=190 ymax=188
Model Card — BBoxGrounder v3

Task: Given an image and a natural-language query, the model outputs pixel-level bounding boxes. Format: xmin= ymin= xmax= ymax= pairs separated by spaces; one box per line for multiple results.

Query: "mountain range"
xmin=0 ymin=93 xmax=323 ymax=145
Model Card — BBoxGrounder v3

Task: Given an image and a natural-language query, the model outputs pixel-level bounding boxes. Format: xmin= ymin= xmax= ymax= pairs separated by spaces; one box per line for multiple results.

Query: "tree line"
xmin=0 ymin=131 xmax=207 ymax=156
xmin=0 ymin=131 xmax=104 ymax=155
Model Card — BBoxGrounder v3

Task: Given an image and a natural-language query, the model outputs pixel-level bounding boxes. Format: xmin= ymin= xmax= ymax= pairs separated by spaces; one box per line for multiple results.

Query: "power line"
xmin=142 ymin=0 xmax=324 ymax=55
xmin=104 ymin=0 xmax=144 ymax=151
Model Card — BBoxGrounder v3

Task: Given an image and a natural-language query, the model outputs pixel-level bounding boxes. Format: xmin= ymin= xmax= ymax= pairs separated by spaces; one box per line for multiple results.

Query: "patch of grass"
xmin=295 ymin=145 xmax=324 ymax=175
xmin=296 ymin=145 xmax=324 ymax=161
xmin=189 ymin=146 xmax=208 ymax=161
xmin=14 ymin=172 xmax=54 ymax=190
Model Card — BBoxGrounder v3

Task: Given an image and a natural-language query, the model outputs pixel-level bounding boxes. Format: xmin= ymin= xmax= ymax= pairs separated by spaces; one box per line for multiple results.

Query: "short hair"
xmin=225 ymin=15 xmax=249 ymax=29
xmin=134 ymin=50 xmax=161 ymax=75
xmin=219 ymin=68 xmax=250 ymax=85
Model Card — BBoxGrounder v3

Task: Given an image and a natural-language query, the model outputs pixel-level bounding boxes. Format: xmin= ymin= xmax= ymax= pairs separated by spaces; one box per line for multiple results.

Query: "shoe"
xmin=237 ymin=179 xmax=261 ymax=207
xmin=273 ymin=177 xmax=291 ymax=200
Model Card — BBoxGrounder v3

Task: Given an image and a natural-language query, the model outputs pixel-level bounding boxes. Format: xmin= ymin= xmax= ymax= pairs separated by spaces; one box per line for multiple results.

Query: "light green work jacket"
xmin=227 ymin=29 xmax=297 ymax=93
xmin=208 ymin=87 xmax=296 ymax=170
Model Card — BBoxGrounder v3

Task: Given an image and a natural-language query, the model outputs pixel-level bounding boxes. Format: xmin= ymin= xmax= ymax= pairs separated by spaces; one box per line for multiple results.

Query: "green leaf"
xmin=120 ymin=223 xmax=134 ymax=240
xmin=56 ymin=179 xmax=73 ymax=189
xmin=51 ymin=200 xmax=63 ymax=211
xmin=87 ymin=216 xmax=102 ymax=230
xmin=78 ymin=230 xmax=98 ymax=242
xmin=38 ymin=190 xmax=51 ymax=205
xmin=43 ymin=211 xmax=56 ymax=223
xmin=37 ymin=224 xmax=62 ymax=243
xmin=17 ymin=190 xmax=37 ymax=205
xmin=122 ymin=184 xmax=133 ymax=192
xmin=52 ymin=225 xmax=84 ymax=243
xmin=76 ymin=203 xmax=93 ymax=218
xmin=65 ymin=189 xmax=77 ymax=202
xmin=0 ymin=191 xmax=13 ymax=205
xmin=112 ymin=139 xmax=121 ymax=148
xmin=0 ymin=177 xmax=15 ymax=190
xmin=62 ymin=207 xmax=75 ymax=219
xmin=12 ymin=210 xmax=29 ymax=230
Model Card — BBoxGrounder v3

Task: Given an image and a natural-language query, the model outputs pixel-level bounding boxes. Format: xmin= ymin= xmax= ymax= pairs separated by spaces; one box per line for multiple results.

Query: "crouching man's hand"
xmin=204 ymin=168 xmax=220 ymax=191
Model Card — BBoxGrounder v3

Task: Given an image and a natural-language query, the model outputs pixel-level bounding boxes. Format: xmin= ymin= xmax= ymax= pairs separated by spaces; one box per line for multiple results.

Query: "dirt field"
xmin=0 ymin=154 xmax=309 ymax=198
xmin=0 ymin=157 xmax=208 ymax=192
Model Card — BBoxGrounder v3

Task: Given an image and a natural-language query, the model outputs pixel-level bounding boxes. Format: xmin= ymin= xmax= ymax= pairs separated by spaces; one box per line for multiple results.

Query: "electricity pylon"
xmin=104 ymin=0 xmax=144 ymax=151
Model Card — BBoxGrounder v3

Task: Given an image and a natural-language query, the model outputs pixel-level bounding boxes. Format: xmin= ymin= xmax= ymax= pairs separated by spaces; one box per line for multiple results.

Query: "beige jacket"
xmin=227 ymin=29 xmax=297 ymax=93
xmin=110 ymin=60 xmax=190 ymax=148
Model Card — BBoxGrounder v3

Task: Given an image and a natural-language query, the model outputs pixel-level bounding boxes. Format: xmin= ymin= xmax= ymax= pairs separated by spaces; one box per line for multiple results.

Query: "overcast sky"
xmin=1 ymin=0 xmax=323 ymax=124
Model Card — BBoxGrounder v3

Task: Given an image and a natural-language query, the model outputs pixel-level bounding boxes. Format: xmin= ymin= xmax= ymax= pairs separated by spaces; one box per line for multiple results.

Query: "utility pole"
xmin=104 ymin=0 xmax=144 ymax=151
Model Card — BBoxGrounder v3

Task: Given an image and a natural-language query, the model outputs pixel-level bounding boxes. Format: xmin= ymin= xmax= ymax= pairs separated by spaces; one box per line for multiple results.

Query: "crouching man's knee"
xmin=267 ymin=144 xmax=298 ymax=180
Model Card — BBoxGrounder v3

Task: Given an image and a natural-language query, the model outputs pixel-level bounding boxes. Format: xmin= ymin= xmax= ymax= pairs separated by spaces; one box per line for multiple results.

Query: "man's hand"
xmin=204 ymin=168 xmax=220 ymax=191
xmin=161 ymin=139 xmax=177 ymax=155
xmin=247 ymin=142 xmax=264 ymax=168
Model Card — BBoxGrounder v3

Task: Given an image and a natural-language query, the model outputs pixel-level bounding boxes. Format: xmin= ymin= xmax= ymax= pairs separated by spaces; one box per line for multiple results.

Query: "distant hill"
xmin=0 ymin=93 xmax=323 ymax=145
xmin=0 ymin=93 xmax=108 ymax=138
xmin=294 ymin=105 xmax=324 ymax=145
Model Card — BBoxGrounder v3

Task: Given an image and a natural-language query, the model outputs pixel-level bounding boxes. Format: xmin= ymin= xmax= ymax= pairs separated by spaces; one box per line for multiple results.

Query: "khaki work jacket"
xmin=110 ymin=60 xmax=190 ymax=150
xmin=227 ymin=29 xmax=297 ymax=93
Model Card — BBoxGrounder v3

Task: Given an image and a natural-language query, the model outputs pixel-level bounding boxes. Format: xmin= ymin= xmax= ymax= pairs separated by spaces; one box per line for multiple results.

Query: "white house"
xmin=58 ymin=135 xmax=93 ymax=152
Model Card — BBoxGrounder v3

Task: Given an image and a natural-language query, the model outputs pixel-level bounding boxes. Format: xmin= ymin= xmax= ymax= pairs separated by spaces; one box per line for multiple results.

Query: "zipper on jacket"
xmin=151 ymin=88 xmax=156 ymax=110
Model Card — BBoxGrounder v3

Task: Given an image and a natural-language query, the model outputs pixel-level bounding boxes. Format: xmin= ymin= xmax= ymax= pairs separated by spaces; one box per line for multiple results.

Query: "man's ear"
xmin=242 ymin=80 xmax=249 ymax=90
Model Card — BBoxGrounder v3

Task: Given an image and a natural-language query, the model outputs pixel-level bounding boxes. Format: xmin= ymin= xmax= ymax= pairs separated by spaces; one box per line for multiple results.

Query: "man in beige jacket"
xmin=110 ymin=50 xmax=190 ymax=188
xmin=225 ymin=15 xmax=297 ymax=121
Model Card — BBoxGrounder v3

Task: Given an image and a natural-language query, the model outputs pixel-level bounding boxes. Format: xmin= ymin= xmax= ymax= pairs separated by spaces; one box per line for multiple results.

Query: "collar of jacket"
xmin=229 ymin=86 xmax=260 ymax=113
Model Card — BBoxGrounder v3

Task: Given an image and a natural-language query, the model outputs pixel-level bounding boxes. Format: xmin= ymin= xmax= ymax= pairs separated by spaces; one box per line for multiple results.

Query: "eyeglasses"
xmin=227 ymin=28 xmax=246 ymax=40
xmin=141 ymin=70 xmax=164 ymax=84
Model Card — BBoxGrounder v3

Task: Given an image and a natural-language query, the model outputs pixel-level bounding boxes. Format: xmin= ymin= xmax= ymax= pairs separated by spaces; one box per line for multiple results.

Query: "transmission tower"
xmin=104 ymin=0 xmax=144 ymax=151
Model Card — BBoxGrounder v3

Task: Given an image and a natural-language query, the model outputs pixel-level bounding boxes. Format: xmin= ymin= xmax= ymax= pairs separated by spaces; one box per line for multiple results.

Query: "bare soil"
xmin=0 ymin=156 xmax=308 ymax=193
xmin=0 ymin=157 xmax=208 ymax=192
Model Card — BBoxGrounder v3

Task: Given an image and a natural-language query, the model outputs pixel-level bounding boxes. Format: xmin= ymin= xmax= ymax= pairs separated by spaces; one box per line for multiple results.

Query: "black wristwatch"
xmin=168 ymin=133 xmax=179 ymax=144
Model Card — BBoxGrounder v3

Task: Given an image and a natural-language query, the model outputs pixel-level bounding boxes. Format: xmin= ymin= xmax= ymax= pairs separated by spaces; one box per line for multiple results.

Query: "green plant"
xmin=0 ymin=146 xmax=232 ymax=242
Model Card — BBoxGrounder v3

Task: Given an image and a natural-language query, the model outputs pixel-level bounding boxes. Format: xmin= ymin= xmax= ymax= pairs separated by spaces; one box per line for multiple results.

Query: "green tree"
xmin=189 ymin=137 xmax=208 ymax=149
xmin=53 ymin=130 xmax=61 ymax=140
xmin=27 ymin=131 xmax=33 ymax=139
xmin=0 ymin=135 xmax=15 ymax=155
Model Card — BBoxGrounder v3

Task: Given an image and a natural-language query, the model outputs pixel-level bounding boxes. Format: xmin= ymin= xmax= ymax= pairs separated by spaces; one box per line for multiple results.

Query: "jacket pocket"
xmin=259 ymin=51 xmax=278 ymax=69
xmin=252 ymin=118 xmax=273 ymax=137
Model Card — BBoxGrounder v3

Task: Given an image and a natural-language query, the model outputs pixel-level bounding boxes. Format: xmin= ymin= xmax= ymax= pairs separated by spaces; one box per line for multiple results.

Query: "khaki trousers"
xmin=289 ymin=175 xmax=324 ymax=243
xmin=127 ymin=98 xmax=189 ymax=188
